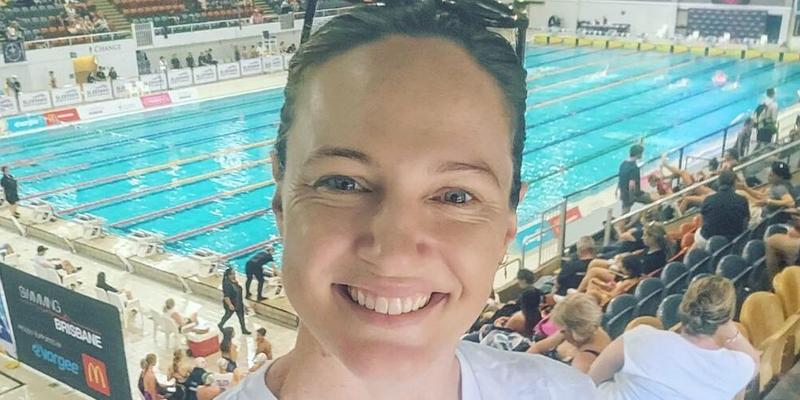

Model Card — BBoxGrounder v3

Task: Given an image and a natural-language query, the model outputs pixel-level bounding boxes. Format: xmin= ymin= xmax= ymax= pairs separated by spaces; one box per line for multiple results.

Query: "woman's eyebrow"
xmin=304 ymin=146 xmax=373 ymax=167
xmin=436 ymin=161 xmax=500 ymax=188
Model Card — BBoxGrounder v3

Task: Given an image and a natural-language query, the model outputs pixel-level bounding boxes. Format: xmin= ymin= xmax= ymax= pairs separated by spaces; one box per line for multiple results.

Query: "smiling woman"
xmin=218 ymin=1 xmax=597 ymax=399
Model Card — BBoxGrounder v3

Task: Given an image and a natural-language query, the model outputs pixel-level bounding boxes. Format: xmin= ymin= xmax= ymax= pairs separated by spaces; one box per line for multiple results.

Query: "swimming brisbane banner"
xmin=0 ymin=263 xmax=131 ymax=400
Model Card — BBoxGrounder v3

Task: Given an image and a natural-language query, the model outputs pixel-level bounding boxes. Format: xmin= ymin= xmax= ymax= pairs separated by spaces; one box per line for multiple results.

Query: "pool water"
xmin=5 ymin=45 xmax=800 ymax=271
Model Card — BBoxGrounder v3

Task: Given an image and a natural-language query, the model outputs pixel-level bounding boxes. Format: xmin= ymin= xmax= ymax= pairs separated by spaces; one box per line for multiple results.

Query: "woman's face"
xmin=273 ymin=37 xmax=520 ymax=377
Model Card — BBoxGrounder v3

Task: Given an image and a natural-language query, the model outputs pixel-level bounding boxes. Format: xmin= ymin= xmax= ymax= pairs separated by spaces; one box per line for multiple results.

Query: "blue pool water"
xmin=6 ymin=45 xmax=800 ymax=271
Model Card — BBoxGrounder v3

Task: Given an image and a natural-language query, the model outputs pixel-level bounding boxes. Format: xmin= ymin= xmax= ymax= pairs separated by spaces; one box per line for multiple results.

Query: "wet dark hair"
xmin=629 ymin=144 xmax=644 ymax=158
xmin=274 ymin=2 xmax=527 ymax=208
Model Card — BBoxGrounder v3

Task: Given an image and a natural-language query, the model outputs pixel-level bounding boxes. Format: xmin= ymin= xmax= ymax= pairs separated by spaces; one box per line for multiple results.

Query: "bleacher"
xmin=113 ymin=0 xmax=185 ymax=18
xmin=0 ymin=0 xmax=103 ymax=41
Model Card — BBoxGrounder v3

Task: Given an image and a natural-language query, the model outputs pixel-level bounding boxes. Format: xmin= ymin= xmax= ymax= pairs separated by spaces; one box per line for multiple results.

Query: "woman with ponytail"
xmin=138 ymin=353 xmax=163 ymax=400
xmin=589 ymin=276 xmax=759 ymax=400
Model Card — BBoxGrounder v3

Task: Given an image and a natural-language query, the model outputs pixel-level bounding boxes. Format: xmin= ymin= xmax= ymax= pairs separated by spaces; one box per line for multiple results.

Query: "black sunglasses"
xmin=298 ymin=0 xmax=530 ymax=66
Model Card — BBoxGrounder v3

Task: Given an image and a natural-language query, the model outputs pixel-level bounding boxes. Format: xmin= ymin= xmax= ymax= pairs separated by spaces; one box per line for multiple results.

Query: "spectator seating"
xmin=602 ymin=294 xmax=638 ymax=339
xmin=0 ymin=0 xmax=102 ymax=41
xmin=772 ymin=266 xmax=800 ymax=357
xmin=743 ymin=239 xmax=766 ymax=265
xmin=684 ymin=247 xmax=712 ymax=277
xmin=706 ymin=235 xmax=732 ymax=269
xmin=634 ymin=277 xmax=664 ymax=317
xmin=765 ymin=224 xmax=789 ymax=239
xmin=656 ymin=293 xmax=682 ymax=330
xmin=661 ymin=261 xmax=690 ymax=296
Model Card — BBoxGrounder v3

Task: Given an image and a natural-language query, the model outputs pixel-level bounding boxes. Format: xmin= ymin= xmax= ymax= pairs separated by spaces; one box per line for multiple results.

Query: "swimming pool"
xmin=5 ymin=45 xmax=800 ymax=271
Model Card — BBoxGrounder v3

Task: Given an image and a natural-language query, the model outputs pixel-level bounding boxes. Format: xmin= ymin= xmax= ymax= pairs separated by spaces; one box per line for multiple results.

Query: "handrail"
xmin=23 ymin=31 xmax=132 ymax=49
xmin=611 ymin=139 xmax=800 ymax=225
xmin=157 ymin=6 xmax=355 ymax=35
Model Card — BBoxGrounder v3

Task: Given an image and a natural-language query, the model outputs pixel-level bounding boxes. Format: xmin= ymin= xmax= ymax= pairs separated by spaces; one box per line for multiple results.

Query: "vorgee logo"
xmin=31 ymin=343 xmax=79 ymax=374
xmin=82 ymin=353 xmax=111 ymax=396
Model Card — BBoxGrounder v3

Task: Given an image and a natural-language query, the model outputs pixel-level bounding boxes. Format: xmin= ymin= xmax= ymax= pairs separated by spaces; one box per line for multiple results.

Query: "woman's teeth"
xmin=347 ymin=286 xmax=431 ymax=315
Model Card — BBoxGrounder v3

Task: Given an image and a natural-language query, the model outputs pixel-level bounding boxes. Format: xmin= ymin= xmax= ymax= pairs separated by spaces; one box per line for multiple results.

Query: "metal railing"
xmin=23 ymin=30 xmax=132 ymax=49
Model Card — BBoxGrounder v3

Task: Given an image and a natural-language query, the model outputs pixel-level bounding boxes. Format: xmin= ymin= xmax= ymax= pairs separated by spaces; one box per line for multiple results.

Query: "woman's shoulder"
xmin=457 ymin=341 xmax=598 ymax=399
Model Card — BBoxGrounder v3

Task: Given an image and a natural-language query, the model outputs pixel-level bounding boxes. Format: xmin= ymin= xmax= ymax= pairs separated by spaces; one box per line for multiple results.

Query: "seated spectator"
xmin=86 ymin=72 xmax=97 ymax=83
xmin=720 ymin=149 xmax=739 ymax=171
xmin=517 ymin=268 xmax=535 ymax=290
xmin=577 ymin=254 xmax=646 ymax=307
xmin=555 ymin=236 xmax=596 ymax=296
xmin=738 ymin=161 xmax=796 ymax=221
xmin=251 ymin=9 xmax=264 ymax=24
xmin=139 ymin=354 xmax=163 ymax=400
xmin=766 ymin=215 xmax=800 ymax=287
xmin=528 ymin=293 xmax=610 ymax=373
xmin=167 ymin=349 xmax=190 ymax=383
xmin=254 ymin=327 xmax=273 ymax=360
xmin=585 ymin=222 xmax=670 ymax=277
xmin=0 ymin=243 xmax=15 ymax=261
xmin=5 ymin=21 xmax=20 ymax=41
xmin=590 ymin=276 xmax=758 ymax=399
xmin=163 ymin=298 xmax=199 ymax=333
xmin=694 ymin=170 xmax=749 ymax=250
xmin=95 ymin=271 xmax=134 ymax=300
xmin=33 ymin=246 xmax=81 ymax=275
xmin=108 ymin=67 xmax=118 ymax=80
xmin=219 ymin=326 xmax=239 ymax=373
xmin=660 ymin=156 xmax=715 ymax=212
xmin=184 ymin=357 xmax=209 ymax=400
xmin=248 ymin=45 xmax=259 ymax=59
xmin=492 ymin=288 xmax=542 ymax=339
xmin=196 ymin=372 xmax=222 ymax=400
xmin=250 ymin=352 xmax=269 ymax=372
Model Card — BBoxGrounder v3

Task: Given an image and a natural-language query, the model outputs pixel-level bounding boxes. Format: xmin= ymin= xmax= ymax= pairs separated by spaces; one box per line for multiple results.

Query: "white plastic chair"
xmin=108 ymin=291 xmax=143 ymax=329
xmin=149 ymin=309 xmax=180 ymax=348
xmin=94 ymin=287 xmax=109 ymax=303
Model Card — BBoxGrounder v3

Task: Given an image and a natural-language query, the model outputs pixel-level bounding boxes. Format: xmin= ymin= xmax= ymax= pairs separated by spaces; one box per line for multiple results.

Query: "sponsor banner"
xmin=167 ymin=68 xmax=193 ymax=89
xmin=111 ymin=78 xmax=137 ymax=98
xmin=217 ymin=62 xmax=241 ymax=80
xmin=18 ymin=91 xmax=52 ymax=112
xmin=0 ymin=96 xmax=17 ymax=116
xmin=169 ymin=88 xmax=198 ymax=104
xmin=50 ymin=87 xmax=82 ymax=108
xmin=547 ymin=206 xmax=582 ymax=236
xmin=43 ymin=108 xmax=80 ymax=126
xmin=263 ymin=56 xmax=284 ymax=73
xmin=140 ymin=92 xmax=172 ymax=109
xmin=0 ymin=263 xmax=131 ymax=400
xmin=140 ymin=73 xmax=166 ymax=92
xmin=240 ymin=58 xmax=262 ymax=76
xmin=76 ymin=98 xmax=143 ymax=120
xmin=192 ymin=65 xmax=217 ymax=85
xmin=82 ymin=82 xmax=113 ymax=103
xmin=0 ymin=274 xmax=16 ymax=358
xmin=6 ymin=114 xmax=46 ymax=132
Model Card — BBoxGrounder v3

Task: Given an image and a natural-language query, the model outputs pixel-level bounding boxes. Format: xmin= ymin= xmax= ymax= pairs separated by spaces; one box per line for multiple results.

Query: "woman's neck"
xmin=680 ymin=330 xmax=723 ymax=350
xmin=267 ymin=327 xmax=462 ymax=400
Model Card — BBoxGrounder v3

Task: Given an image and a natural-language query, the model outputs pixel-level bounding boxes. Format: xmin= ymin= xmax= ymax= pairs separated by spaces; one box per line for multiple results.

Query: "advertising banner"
xmin=82 ymin=82 xmax=113 ymax=103
xmin=264 ymin=56 xmax=283 ymax=73
xmin=169 ymin=88 xmax=198 ymax=104
xmin=111 ymin=78 xmax=138 ymax=98
xmin=140 ymin=92 xmax=172 ymax=109
xmin=5 ymin=114 xmax=46 ymax=132
xmin=240 ymin=58 xmax=263 ymax=76
xmin=50 ymin=87 xmax=82 ymax=108
xmin=0 ymin=263 xmax=131 ymax=400
xmin=0 ymin=273 xmax=16 ymax=358
xmin=43 ymin=108 xmax=80 ymax=126
xmin=0 ymin=96 xmax=16 ymax=116
xmin=217 ymin=62 xmax=241 ymax=80
xmin=140 ymin=73 xmax=166 ymax=92
xmin=192 ymin=65 xmax=217 ymax=85
xmin=76 ymin=98 xmax=143 ymax=121
xmin=167 ymin=68 xmax=193 ymax=89
xmin=18 ymin=91 xmax=52 ymax=112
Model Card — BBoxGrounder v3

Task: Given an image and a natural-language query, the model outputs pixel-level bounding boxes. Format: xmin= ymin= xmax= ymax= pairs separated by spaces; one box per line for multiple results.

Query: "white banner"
xmin=217 ymin=62 xmax=241 ymax=81
xmin=18 ymin=91 xmax=52 ymax=112
xmin=111 ymin=78 xmax=138 ymax=98
xmin=264 ymin=56 xmax=284 ymax=73
xmin=169 ymin=88 xmax=198 ymax=104
xmin=82 ymin=81 xmax=113 ymax=102
xmin=240 ymin=58 xmax=262 ymax=76
xmin=50 ymin=86 xmax=82 ymax=107
xmin=192 ymin=65 xmax=217 ymax=85
xmin=77 ymin=97 xmax=143 ymax=120
xmin=167 ymin=68 xmax=193 ymax=89
xmin=0 ymin=96 xmax=17 ymax=116
xmin=140 ymin=73 xmax=167 ymax=92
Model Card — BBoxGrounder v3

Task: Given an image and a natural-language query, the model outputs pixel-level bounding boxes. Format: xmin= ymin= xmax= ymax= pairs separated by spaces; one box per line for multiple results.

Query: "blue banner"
xmin=6 ymin=114 xmax=45 ymax=132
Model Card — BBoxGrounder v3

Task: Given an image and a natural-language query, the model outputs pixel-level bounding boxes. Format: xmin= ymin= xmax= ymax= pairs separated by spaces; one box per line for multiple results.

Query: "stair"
xmin=92 ymin=0 xmax=131 ymax=31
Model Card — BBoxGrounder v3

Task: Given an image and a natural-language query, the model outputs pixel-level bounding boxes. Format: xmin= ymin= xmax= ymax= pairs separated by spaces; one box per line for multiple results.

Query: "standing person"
xmin=1 ymin=166 xmax=19 ymax=219
xmin=171 ymin=53 xmax=181 ymax=69
xmin=734 ymin=117 xmax=756 ymax=158
xmin=244 ymin=248 xmax=273 ymax=300
xmin=186 ymin=52 xmax=195 ymax=68
xmin=755 ymin=88 xmax=778 ymax=149
xmin=48 ymin=71 xmax=57 ymax=88
xmin=217 ymin=3 xmax=597 ymax=399
xmin=233 ymin=45 xmax=241 ymax=62
xmin=108 ymin=67 xmax=118 ymax=80
xmin=618 ymin=144 xmax=648 ymax=215
xmin=159 ymin=56 xmax=167 ymax=73
xmin=694 ymin=170 xmax=749 ymax=250
xmin=218 ymin=268 xmax=250 ymax=335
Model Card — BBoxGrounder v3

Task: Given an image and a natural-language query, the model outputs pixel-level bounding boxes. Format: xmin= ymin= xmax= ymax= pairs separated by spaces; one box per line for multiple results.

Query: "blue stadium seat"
xmin=742 ymin=239 xmax=765 ymax=265
xmin=635 ymin=278 xmax=665 ymax=317
xmin=657 ymin=294 xmax=683 ymax=330
xmin=661 ymin=261 xmax=690 ymax=296
xmin=603 ymin=294 xmax=638 ymax=339
xmin=764 ymin=224 xmax=788 ymax=239
xmin=717 ymin=255 xmax=749 ymax=284
xmin=685 ymin=248 xmax=712 ymax=277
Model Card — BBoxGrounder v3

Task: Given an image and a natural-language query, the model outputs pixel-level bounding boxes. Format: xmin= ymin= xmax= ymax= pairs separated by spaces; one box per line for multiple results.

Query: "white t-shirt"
xmin=598 ymin=326 xmax=755 ymax=400
xmin=218 ymin=340 xmax=597 ymax=399
xmin=32 ymin=255 xmax=56 ymax=269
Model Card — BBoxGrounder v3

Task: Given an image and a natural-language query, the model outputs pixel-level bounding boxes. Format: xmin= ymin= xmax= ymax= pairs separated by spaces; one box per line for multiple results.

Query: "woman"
xmin=218 ymin=268 xmax=249 ymax=335
xmin=167 ymin=349 xmax=190 ymax=383
xmin=584 ymin=223 xmax=670 ymax=281
xmin=96 ymin=272 xmax=134 ymax=299
xmin=219 ymin=326 xmax=238 ymax=373
xmin=590 ymin=276 xmax=758 ymax=399
xmin=163 ymin=298 xmax=198 ymax=333
xmin=138 ymin=354 xmax=162 ymax=400
xmin=577 ymin=255 xmax=646 ymax=307
xmin=738 ymin=161 xmax=796 ymax=221
xmin=492 ymin=287 xmax=542 ymax=338
xmin=218 ymin=2 xmax=596 ymax=398
xmin=528 ymin=293 xmax=610 ymax=373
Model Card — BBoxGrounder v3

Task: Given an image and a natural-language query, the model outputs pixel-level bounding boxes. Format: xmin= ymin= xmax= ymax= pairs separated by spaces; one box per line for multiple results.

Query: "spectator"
xmin=168 ymin=349 xmax=190 ymax=383
xmin=618 ymin=144 xmax=648 ymax=214
xmin=163 ymin=298 xmax=199 ymax=333
xmin=528 ymin=293 xmax=610 ymax=373
xmin=138 ymin=354 xmax=163 ymax=400
xmin=206 ymin=49 xmax=217 ymax=65
xmin=278 ymin=41 xmax=286 ymax=53
xmin=660 ymin=155 xmax=716 ymax=212
xmin=576 ymin=251 xmax=647 ymax=307
xmin=184 ymin=358 xmax=209 ymax=400
xmin=590 ymin=276 xmax=758 ymax=400
xmin=5 ymin=21 xmax=20 ymax=41
xmin=555 ymin=236 xmax=596 ymax=296
xmin=250 ymin=352 xmax=269 ymax=372
xmin=86 ymin=72 xmax=96 ymax=83
xmin=693 ymin=170 xmax=749 ymax=250
xmin=95 ymin=67 xmax=106 ymax=80
xmin=251 ymin=8 xmax=264 ymax=24
xmin=196 ymin=372 xmax=222 ymax=400
xmin=245 ymin=249 xmax=273 ymax=300
xmin=0 ymin=243 xmax=15 ymax=261
xmin=766 ymin=215 xmax=800 ymax=286
xmin=218 ymin=268 xmax=250 ymax=334
xmin=517 ymin=268 xmax=535 ymax=290
xmin=1 ymin=166 xmax=19 ymax=219
xmin=738 ymin=161 xmax=796 ymax=220
xmin=734 ymin=117 xmax=756 ymax=158
xmin=33 ymin=245 xmax=81 ymax=275
xmin=280 ymin=0 xmax=291 ymax=13
xmin=585 ymin=222 xmax=670 ymax=279
xmin=171 ymin=53 xmax=181 ymax=69
xmin=108 ymin=67 xmax=118 ymax=81
xmin=186 ymin=52 xmax=195 ymax=69
xmin=755 ymin=88 xmax=778 ymax=149
xmin=248 ymin=45 xmax=258 ymax=59
xmin=234 ymin=46 xmax=241 ymax=62
xmin=198 ymin=51 xmax=207 ymax=66
xmin=787 ymin=115 xmax=800 ymax=143
xmin=48 ymin=71 xmax=57 ymax=89
xmin=254 ymin=327 xmax=273 ymax=360
xmin=286 ymin=43 xmax=296 ymax=53
xmin=159 ymin=56 xmax=167 ymax=73
xmin=492 ymin=288 xmax=542 ymax=338
xmin=219 ymin=326 xmax=239 ymax=373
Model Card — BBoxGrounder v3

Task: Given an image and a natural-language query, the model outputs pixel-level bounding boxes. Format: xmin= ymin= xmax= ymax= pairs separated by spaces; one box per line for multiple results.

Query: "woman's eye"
xmin=440 ymin=189 xmax=473 ymax=205
xmin=314 ymin=176 xmax=364 ymax=192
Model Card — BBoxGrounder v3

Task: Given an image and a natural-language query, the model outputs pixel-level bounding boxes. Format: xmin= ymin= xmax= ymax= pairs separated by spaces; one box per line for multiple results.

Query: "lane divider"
xmin=165 ymin=208 xmax=272 ymax=243
xmin=527 ymin=49 xmax=645 ymax=82
xmin=223 ymin=237 xmax=283 ymax=261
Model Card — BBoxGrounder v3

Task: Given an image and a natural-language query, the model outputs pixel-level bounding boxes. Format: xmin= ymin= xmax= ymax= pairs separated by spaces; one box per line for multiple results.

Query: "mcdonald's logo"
xmin=81 ymin=354 xmax=110 ymax=397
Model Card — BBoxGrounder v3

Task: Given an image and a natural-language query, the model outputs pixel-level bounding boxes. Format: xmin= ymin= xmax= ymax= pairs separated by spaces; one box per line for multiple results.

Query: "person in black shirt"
xmin=245 ymin=248 xmax=274 ymax=300
xmin=1 ymin=166 xmax=19 ymax=219
xmin=183 ymin=358 xmax=209 ymax=400
xmin=556 ymin=236 xmax=596 ymax=296
xmin=108 ymin=67 xmax=118 ymax=80
xmin=618 ymin=144 xmax=648 ymax=214
xmin=696 ymin=171 xmax=749 ymax=250
xmin=186 ymin=52 xmax=195 ymax=69
xmin=170 ymin=53 xmax=181 ymax=69
xmin=219 ymin=267 xmax=250 ymax=334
